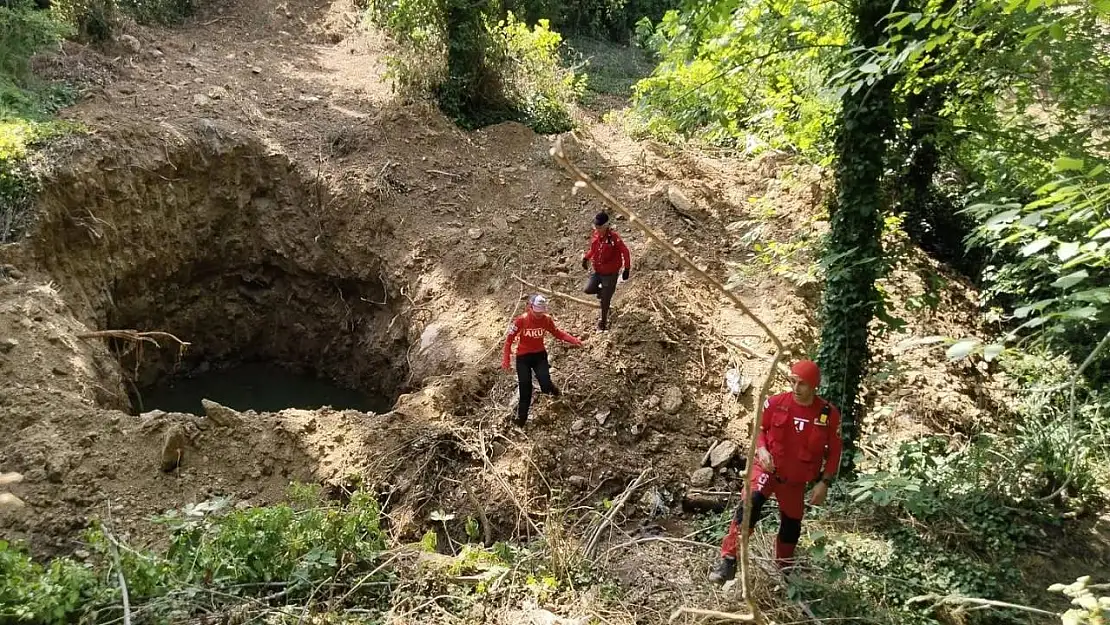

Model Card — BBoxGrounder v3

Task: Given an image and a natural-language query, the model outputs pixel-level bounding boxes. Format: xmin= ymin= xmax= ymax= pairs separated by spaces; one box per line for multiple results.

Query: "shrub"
xmin=367 ymin=0 xmax=583 ymax=133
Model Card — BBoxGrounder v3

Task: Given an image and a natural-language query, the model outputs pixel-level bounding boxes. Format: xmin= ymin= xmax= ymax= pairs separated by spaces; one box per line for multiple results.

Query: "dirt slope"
xmin=0 ymin=0 xmax=1046 ymax=619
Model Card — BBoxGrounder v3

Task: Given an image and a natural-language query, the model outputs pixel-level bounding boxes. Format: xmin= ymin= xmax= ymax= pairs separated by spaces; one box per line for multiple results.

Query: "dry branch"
xmin=669 ymin=607 xmax=755 ymax=622
xmin=511 ymin=274 xmax=600 ymax=309
xmin=549 ymin=138 xmax=786 ymax=354
xmin=78 ymin=330 xmax=191 ymax=350
xmin=551 ymin=136 xmax=790 ymax=624
xmin=583 ymin=469 xmax=651 ymax=558
xmin=739 ymin=349 xmax=783 ymax=622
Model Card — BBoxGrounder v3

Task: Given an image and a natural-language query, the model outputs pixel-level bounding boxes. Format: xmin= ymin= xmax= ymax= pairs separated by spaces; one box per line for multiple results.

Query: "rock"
xmin=301 ymin=418 xmax=317 ymax=434
xmin=0 ymin=493 xmax=25 ymax=511
xmin=690 ymin=467 xmax=715 ymax=488
xmin=207 ymin=86 xmax=230 ymax=100
xmin=118 ymin=34 xmax=141 ymax=53
xmin=202 ymin=399 xmax=243 ymax=427
xmin=251 ymin=65 xmax=262 ymax=74
xmin=660 ymin=387 xmax=683 ymax=414
xmin=474 ymin=252 xmax=489 ymax=268
xmin=0 ymin=472 xmax=23 ymax=486
xmin=468 ymin=228 xmax=483 ymax=240
xmin=193 ymin=94 xmax=211 ymax=106
xmin=51 ymin=366 xmax=68 ymax=376
xmin=667 ymin=185 xmax=695 ymax=213
xmin=594 ymin=408 xmax=611 ymax=425
xmin=0 ymin=338 xmax=17 ymax=354
xmin=644 ymin=395 xmax=660 ymax=410
xmin=235 ymin=500 xmax=251 ymax=510
xmin=148 ymin=48 xmax=163 ymax=59
xmin=161 ymin=425 xmax=187 ymax=472
xmin=568 ymin=475 xmax=588 ymax=488
xmin=709 ymin=440 xmax=738 ymax=468
xmin=570 ymin=418 xmax=587 ymax=434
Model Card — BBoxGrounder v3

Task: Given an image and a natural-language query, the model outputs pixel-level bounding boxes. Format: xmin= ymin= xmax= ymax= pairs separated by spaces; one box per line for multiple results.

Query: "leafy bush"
xmin=367 ymin=0 xmax=583 ymax=133
xmin=628 ymin=0 xmax=844 ymax=155
xmin=0 ymin=486 xmax=393 ymax=623
xmin=1 ymin=0 xmax=80 ymax=243
xmin=492 ymin=14 xmax=585 ymax=133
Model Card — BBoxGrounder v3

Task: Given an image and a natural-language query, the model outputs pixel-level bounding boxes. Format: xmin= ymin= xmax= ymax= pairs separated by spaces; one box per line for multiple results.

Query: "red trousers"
xmin=720 ymin=468 xmax=805 ymax=567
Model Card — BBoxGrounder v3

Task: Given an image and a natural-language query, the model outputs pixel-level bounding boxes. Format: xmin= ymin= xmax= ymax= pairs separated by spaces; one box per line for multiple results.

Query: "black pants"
xmin=515 ymin=351 xmax=559 ymax=424
xmin=584 ymin=272 xmax=618 ymax=329
xmin=731 ymin=490 xmax=803 ymax=546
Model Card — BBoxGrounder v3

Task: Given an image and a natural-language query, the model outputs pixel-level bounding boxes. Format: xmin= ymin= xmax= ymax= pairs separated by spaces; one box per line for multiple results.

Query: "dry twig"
xmin=551 ymin=136 xmax=790 ymax=624
xmin=669 ymin=607 xmax=755 ymax=622
xmin=583 ymin=469 xmax=651 ymax=558
xmin=512 ymin=274 xmax=599 ymax=309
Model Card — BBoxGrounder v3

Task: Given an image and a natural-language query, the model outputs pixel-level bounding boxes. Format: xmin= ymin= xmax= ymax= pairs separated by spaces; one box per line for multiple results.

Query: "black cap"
xmin=594 ymin=212 xmax=610 ymax=226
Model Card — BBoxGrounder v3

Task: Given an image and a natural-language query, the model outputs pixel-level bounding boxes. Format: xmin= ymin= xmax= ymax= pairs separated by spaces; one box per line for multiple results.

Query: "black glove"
xmin=581 ymin=257 xmax=589 ymax=270
xmin=622 ymin=268 xmax=630 ymax=281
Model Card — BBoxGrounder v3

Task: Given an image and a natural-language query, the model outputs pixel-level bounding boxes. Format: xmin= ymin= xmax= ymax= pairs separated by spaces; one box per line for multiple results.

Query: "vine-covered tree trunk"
xmin=816 ymin=0 xmax=897 ymax=474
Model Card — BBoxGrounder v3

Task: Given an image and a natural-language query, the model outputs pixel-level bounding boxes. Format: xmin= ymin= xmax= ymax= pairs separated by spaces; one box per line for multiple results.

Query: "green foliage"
xmin=0 ymin=540 xmax=104 ymax=624
xmin=628 ymin=0 xmax=845 ymax=154
xmin=798 ymin=439 xmax=1059 ymax=624
xmin=0 ymin=486 xmax=392 ymax=624
xmin=492 ymin=13 xmax=586 ymax=133
xmin=565 ymin=36 xmax=655 ymax=99
xmin=503 ymin=0 xmax=676 ymax=43
xmin=367 ymin=0 xmax=583 ymax=133
xmin=0 ymin=1 xmax=81 ymax=243
xmin=1051 ymin=577 xmax=1110 ymax=625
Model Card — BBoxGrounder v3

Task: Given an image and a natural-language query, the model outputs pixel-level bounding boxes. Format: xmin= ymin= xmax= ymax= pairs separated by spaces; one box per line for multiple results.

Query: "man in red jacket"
xmin=581 ymin=212 xmax=631 ymax=331
xmin=502 ymin=295 xmax=583 ymax=426
xmin=709 ymin=359 xmax=842 ymax=583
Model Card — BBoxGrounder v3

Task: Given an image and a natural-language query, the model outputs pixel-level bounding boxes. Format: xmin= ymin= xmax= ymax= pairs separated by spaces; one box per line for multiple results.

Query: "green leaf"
xmin=1052 ymin=270 xmax=1088 ymax=289
xmin=1092 ymin=228 xmax=1110 ymax=240
xmin=1048 ymin=22 xmax=1065 ymax=39
xmin=946 ymin=339 xmax=980 ymax=361
xmin=1021 ymin=237 xmax=1053 ymax=256
xmin=1052 ymin=157 xmax=1085 ymax=172
xmin=860 ymin=62 xmax=881 ymax=74
xmin=1057 ymin=241 xmax=1080 ymax=261
xmin=1059 ymin=306 xmax=1098 ymax=320
xmin=982 ymin=344 xmax=1005 ymax=362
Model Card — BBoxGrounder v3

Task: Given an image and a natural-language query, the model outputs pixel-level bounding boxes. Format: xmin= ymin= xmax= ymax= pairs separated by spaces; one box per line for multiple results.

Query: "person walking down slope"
xmin=708 ymin=359 xmax=843 ymax=584
xmin=502 ymin=295 xmax=583 ymax=427
xmin=581 ymin=212 xmax=631 ymax=332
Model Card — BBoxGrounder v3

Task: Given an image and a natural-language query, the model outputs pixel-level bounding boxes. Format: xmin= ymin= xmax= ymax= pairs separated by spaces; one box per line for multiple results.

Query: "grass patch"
xmin=565 ymin=36 xmax=656 ymax=100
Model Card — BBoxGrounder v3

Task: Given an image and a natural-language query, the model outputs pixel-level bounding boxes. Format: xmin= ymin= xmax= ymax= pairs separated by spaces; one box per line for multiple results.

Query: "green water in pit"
xmin=139 ymin=362 xmax=391 ymax=415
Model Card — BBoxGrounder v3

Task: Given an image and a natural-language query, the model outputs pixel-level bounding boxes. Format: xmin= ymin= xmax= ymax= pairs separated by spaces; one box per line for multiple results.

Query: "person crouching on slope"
xmin=709 ymin=359 xmax=843 ymax=584
xmin=581 ymin=212 xmax=631 ymax=332
xmin=502 ymin=295 xmax=583 ymax=427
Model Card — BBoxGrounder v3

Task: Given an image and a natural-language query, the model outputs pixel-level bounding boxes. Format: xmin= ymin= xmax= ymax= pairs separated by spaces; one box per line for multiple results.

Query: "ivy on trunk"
xmin=816 ymin=0 xmax=897 ymax=475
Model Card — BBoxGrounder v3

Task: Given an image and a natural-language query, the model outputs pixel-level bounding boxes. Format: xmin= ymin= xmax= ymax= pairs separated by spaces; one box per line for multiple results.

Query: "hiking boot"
xmin=708 ymin=557 xmax=737 ymax=585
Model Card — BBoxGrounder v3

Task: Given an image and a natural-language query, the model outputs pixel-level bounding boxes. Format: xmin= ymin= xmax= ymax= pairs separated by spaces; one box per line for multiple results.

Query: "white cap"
xmin=529 ymin=294 xmax=549 ymax=313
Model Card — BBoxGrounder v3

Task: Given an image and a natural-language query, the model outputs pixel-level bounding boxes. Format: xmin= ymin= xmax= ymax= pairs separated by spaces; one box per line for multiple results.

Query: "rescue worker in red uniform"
xmin=581 ymin=212 xmax=631 ymax=332
xmin=502 ymin=294 xmax=583 ymax=426
xmin=709 ymin=359 xmax=842 ymax=583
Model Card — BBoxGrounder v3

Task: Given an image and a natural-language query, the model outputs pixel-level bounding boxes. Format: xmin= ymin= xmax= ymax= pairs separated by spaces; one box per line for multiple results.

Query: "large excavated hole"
xmin=107 ymin=258 xmax=408 ymax=416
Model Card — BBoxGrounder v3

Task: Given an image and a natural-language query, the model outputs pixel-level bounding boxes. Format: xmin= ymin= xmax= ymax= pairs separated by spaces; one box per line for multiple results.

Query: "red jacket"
xmin=502 ymin=312 xmax=581 ymax=367
xmin=757 ymin=392 xmax=843 ymax=484
xmin=583 ymin=229 xmax=631 ymax=275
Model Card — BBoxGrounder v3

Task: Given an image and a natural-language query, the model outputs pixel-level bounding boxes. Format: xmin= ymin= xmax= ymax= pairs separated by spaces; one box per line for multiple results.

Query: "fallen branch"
xmin=583 ymin=469 xmax=651 ymax=558
xmin=78 ymin=330 xmax=191 ymax=350
xmin=511 ymin=274 xmax=599 ymax=309
xmin=668 ymin=607 xmax=755 ymax=622
xmin=552 ymin=136 xmax=788 ymax=625
xmin=906 ymin=593 xmax=1057 ymax=617
xmin=549 ymin=138 xmax=786 ymax=355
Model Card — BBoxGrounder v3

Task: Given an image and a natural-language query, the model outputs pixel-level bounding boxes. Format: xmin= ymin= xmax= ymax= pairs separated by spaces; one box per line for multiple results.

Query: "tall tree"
xmin=815 ymin=0 xmax=898 ymax=473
